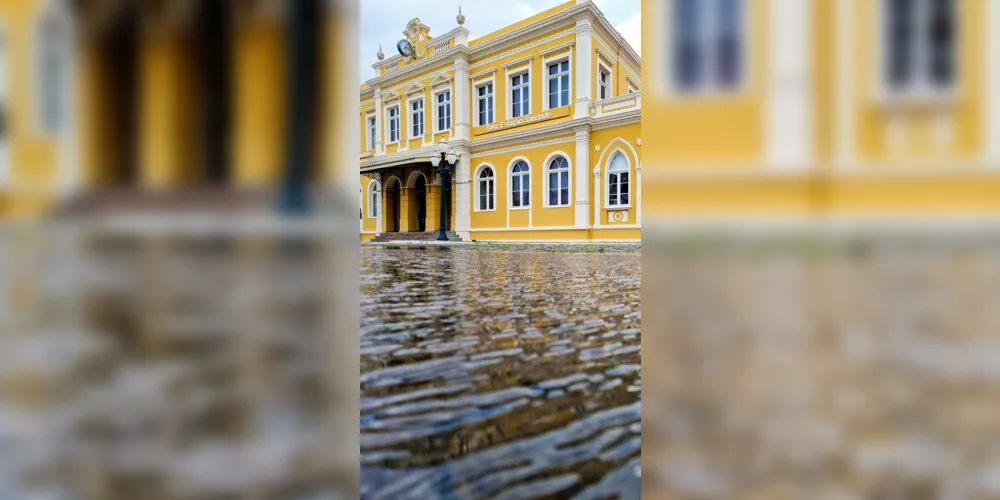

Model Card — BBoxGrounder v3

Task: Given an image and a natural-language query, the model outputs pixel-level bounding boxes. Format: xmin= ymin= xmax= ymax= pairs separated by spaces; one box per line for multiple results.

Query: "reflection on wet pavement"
xmin=643 ymin=234 xmax=1000 ymax=499
xmin=360 ymin=247 xmax=641 ymax=499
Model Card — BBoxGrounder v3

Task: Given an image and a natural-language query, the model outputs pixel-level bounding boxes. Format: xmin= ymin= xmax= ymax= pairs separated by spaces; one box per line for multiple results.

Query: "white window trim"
xmin=875 ymin=0 xmax=960 ymax=105
xmin=507 ymin=157 xmax=532 ymax=210
xmin=407 ymin=95 xmax=425 ymax=140
xmin=385 ymin=103 xmax=401 ymax=145
xmin=432 ymin=86 xmax=453 ymax=133
xmin=661 ymin=0 xmax=752 ymax=97
xmin=604 ymin=149 xmax=633 ymax=210
xmin=541 ymin=151 xmax=573 ymax=208
xmin=474 ymin=76 xmax=496 ymax=127
xmin=474 ymin=163 xmax=497 ymax=212
xmin=365 ymin=112 xmax=377 ymax=150
xmin=626 ymin=77 xmax=640 ymax=94
xmin=596 ymin=60 xmax=613 ymax=101
xmin=506 ymin=65 xmax=532 ymax=120
xmin=367 ymin=180 xmax=381 ymax=219
xmin=33 ymin=3 xmax=75 ymax=137
xmin=542 ymin=50 xmax=573 ymax=111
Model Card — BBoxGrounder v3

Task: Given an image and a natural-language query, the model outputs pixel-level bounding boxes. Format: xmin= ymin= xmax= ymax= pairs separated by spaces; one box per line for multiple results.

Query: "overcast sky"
xmin=359 ymin=0 xmax=641 ymax=82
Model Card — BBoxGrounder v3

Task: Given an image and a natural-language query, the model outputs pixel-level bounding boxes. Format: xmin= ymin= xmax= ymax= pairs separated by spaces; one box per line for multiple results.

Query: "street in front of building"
xmin=360 ymin=246 xmax=641 ymax=498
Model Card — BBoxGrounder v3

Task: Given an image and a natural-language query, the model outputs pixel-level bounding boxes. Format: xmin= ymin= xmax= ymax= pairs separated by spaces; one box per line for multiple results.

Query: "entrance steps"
xmin=372 ymin=231 xmax=462 ymax=242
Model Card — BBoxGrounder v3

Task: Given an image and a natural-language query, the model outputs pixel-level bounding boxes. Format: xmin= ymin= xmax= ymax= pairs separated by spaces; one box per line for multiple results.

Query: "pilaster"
xmin=453 ymin=58 xmax=471 ymax=141
xmin=454 ymin=145 xmax=472 ymax=239
xmin=573 ymin=17 xmax=594 ymax=120
xmin=989 ymin=0 xmax=1000 ymax=162
xmin=573 ymin=126 xmax=591 ymax=228
xmin=374 ymin=86 xmax=384 ymax=154
xmin=766 ymin=0 xmax=813 ymax=170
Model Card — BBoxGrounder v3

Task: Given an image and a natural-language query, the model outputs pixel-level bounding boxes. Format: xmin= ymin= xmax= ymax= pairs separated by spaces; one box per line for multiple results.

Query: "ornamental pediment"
xmin=402 ymin=83 xmax=426 ymax=95
xmin=428 ymin=72 xmax=453 ymax=88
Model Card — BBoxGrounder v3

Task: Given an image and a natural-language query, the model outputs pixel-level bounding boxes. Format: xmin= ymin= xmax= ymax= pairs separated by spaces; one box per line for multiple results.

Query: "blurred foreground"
xmin=644 ymin=227 xmax=1000 ymax=499
xmin=0 ymin=220 xmax=358 ymax=498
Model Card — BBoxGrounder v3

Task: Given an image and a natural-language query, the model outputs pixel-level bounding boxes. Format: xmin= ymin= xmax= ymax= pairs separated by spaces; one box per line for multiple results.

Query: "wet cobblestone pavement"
xmin=360 ymin=247 xmax=641 ymax=499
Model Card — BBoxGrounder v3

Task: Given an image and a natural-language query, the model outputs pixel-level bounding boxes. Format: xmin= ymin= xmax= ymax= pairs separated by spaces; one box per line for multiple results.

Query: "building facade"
xmin=359 ymin=0 xmax=642 ymax=242
xmin=643 ymin=0 xmax=1000 ymax=221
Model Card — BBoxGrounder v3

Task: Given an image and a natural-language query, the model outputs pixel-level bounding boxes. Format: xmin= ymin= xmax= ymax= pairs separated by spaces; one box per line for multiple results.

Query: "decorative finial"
xmin=457 ymin=5 xmax=465 ymax=25
xmin=377 ymin=44 xmax=384 ymax=61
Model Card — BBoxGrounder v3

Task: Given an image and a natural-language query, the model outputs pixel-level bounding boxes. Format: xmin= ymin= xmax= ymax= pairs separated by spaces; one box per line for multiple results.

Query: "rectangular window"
xmin=436 ymin=90 xmax=452 ymax=131
xmin=476 ymin=83 xmax=494 ymax=126
xmin=479 ymin=177 xmax=494 ymax=211
xmin=548 ymin=172 xmax=570 ymax=205
xmin=411 ymin=99 xmax=424 ymax=137
xmin=367 ymin=115 xmax=376 ymax=149
xmin=547 ymin=60 xmax=570 ymax=109
xmin=885 ymin=0 xmax=955 ymax=92
xmin=598 ymin=67 xmax=610 ymax=100
xmin=387 ymin=106 xmax=399 ymax=143
xmin=37 ymin=17 xmax=68 ymax=133
xmin=671 ymin=0 xmax=744 ymax=92
xmin=511 ymin=72 xmax=530 ymax=118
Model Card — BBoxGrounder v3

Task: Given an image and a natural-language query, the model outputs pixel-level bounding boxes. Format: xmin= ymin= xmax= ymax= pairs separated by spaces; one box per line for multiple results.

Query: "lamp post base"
xmin=436 ymin=230 xmax=449 ymax=241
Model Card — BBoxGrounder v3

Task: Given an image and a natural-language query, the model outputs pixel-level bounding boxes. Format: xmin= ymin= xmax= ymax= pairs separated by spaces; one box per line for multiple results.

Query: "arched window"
xmin=368 ymin=181 xmax=380 ymax=218
xmin=477 ymin=166 xmax=495 ymax=211
xmin=511 ymin=160 xmax=530 ymax=208
xmin=607 ymin=152 xmax=630 ymax=207
xmin=547 ymin=156 xmax=570 ymax=207
xmin=35 ymin=5 xmax=71 ymax=133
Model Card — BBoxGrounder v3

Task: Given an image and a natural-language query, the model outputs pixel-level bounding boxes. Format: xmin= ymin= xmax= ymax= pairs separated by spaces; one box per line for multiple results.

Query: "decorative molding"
xmin=539 ymin=41 xmax=575 ymax=59
xmin=381 ymin=90 xmax=401 ymax=103
xmin=402 ymin=83 xmax=425 ymax=95
xmin=470 ymin=68 xmax=497 ymax=81
xmin=470 ymin=136 xmax=575 ymax=158
xmin=503 ymin=55 xmax=535 ymax=70
xmin=428 ymin=72 xmax=453 ymax=88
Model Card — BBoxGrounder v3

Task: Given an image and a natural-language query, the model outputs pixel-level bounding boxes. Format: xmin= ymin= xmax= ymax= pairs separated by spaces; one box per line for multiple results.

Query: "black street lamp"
xmin=430 ymin=140 xmax=459 ymax=241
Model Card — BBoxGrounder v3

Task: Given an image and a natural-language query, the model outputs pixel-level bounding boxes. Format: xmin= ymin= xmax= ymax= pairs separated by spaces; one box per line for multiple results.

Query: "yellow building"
xmin=642 ymin=0 xmax=1000 ymax=222
xmin=359 ymin=1 xmax=642 ymax=242
xmin=0 ymin=0 xmax=359 ymax=219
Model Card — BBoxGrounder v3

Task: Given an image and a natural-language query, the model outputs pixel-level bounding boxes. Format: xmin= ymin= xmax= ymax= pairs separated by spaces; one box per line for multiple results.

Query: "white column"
xmin=376 ymin=184 xmax=384 ymax=233
xmin=835 ymin=0 xmax=855 ymax=168
xmin=574 ymin=16 xmax=593 ymax=119
xmin=573 ymin=126 xmax=591 ymax=228
xmin=636 ymin=163 xmax=642 ymax=227
xmin=988 ymin=0 xmax=1000 ymax=162
xmin=374 ymin=87 xmax=384 ymax=155
xmin=453 ymin=58 xmax=471 ymax=141
xmin=766 ymin=0 xmax=813 ymax=170
xmin=454 ymin=145 xmax=472 ymax=239
xmin=593 ymin=167 xmax=601 ymax=228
